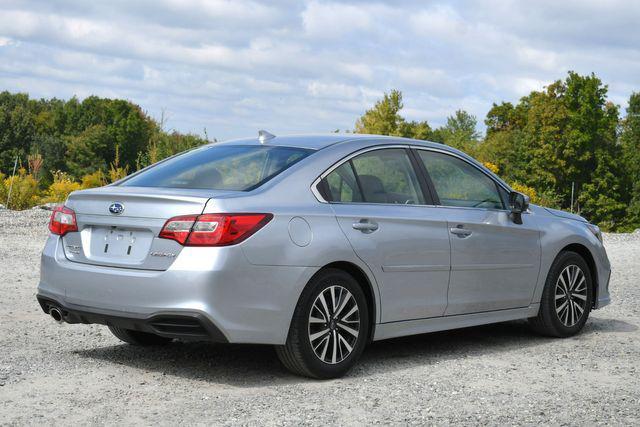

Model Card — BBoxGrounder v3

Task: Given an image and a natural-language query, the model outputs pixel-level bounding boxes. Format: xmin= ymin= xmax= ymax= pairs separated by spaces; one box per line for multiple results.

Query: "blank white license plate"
xmin=90 ymin=227 xmax=152 ymax=259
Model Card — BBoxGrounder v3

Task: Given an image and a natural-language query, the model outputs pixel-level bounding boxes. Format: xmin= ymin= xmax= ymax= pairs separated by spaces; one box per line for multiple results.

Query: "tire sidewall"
xmin=544 ymin=252 xmax=593 ymax=336
xmin=292 ymin=269 xmax=369 ymax=379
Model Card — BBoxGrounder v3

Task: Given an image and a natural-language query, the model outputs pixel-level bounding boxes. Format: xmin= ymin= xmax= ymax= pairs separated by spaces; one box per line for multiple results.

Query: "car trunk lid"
xmin=61 ymin=186 xmax=235 ymax=270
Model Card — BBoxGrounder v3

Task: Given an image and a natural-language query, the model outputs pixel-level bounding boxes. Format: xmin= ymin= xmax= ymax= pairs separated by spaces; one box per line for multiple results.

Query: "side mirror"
xmin=509 ymin=191 xmax=529 ymax=224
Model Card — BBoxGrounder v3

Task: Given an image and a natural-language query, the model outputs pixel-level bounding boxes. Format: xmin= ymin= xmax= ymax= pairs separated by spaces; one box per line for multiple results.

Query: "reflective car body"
xmin=37 ymin=134 xmax=611 ymax=345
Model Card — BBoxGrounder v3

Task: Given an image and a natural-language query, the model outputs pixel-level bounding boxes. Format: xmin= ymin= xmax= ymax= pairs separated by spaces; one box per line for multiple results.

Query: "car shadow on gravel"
xmin=357 ymin=316 xmax=637 ymax=376
xmin=74 ymin=316 xmax=636 ymax=385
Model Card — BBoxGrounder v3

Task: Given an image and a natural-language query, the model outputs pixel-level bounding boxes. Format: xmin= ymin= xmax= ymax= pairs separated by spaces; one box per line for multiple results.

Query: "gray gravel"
xmin=1 ymin=208 xmax=639 ymax=425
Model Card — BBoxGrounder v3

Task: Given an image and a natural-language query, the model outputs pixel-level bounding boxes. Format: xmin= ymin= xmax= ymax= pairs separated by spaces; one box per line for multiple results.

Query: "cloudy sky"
xmin=1 ymin=0 xmax=639 ymax=140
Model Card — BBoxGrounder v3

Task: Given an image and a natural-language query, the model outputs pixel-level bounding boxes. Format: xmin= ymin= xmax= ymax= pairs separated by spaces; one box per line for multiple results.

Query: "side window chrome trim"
xmin=310 ymin=144 xmax=514 ymax=213
xmin=410 ymin=146 xmax=512 ymax=194
xmin=310 ymin=144 xmax=414 ymax=204
xmin=412 ymin=146 xmax=514 ymax=212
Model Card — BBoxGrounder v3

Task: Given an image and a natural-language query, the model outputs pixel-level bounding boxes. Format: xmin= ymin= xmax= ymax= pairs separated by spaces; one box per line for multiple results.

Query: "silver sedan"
xmin=37 ymin=132 xmax=611 ymax=378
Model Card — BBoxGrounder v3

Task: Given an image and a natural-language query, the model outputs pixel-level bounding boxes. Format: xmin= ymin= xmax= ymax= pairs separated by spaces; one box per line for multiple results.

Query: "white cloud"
xmin=0 ymin=1 xmax=638 ymax=139
xmin=302 ymin=1 xmax=372 ymax=38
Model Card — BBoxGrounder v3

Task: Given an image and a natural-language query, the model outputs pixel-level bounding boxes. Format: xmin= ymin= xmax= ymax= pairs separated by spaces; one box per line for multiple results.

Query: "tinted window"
xmin=325 ymin=162 xmax=363 ymax=203
xmin=322 ymin=148 xmax=425 ymax=205
xmin=121 ymin=145 xmax=312 ymax=191
xmin=418 ymin=150 xmax=504 ymax=209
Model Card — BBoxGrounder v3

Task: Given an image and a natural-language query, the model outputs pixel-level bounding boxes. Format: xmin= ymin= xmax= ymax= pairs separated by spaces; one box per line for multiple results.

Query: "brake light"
xmin=48 ymin=205 xmax=78 ymax=236
xmin=159 ymin=213 xmax=273 ymax=246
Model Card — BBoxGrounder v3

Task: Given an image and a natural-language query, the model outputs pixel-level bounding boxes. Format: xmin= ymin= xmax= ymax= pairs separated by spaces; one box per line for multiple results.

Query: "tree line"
xmin=354 ymin=72 xmax=640 ymax=231
xmin=1 ymin=71 xmax=639 ymax=231
xmin=0 ymin=92 xmax=208 ymax=209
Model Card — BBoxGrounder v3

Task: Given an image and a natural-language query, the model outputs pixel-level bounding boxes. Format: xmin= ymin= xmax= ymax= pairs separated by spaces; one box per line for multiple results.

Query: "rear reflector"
xmin=48 ymin=205 xmax=78 ymax=236
xmin=159 ymin=213 xmax=273 ymax=246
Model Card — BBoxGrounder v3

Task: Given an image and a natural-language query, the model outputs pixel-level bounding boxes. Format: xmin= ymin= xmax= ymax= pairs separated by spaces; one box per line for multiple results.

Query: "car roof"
xmin=213 ymin=132 xmax=512 ymax=192
xmin=214 ymin=132 xmax=449 ymax=151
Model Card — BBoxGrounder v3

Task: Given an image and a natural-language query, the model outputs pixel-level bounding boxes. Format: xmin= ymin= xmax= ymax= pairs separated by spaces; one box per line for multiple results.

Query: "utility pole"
xmin=6 ymin=155 xmax=18 ymax=209
xmin=570 ymin=181 xmax=575 ymax=213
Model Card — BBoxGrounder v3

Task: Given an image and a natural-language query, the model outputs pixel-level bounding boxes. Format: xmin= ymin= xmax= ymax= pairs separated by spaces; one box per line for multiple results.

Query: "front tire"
xmin=276 ymin=268 xmax=370 ymax=379
xmin=108 ymin=326 xmax=173 ymax=346
xmin=529 ymin=251 xmax=593 ymax=337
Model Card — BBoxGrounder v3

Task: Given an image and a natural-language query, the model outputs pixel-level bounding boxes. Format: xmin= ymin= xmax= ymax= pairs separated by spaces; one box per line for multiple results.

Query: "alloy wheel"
xmin=308 ymin=285 xmax=360 ymax=364
xmin=554 ymin=264 xmax=588 ymax=327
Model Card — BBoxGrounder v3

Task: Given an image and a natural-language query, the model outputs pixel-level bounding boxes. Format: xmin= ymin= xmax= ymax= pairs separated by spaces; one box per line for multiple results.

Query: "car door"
xmin=415 ymin=149 xmax=541 ymax=316
xmin=317 ymin=147 xmax=451 ymax=323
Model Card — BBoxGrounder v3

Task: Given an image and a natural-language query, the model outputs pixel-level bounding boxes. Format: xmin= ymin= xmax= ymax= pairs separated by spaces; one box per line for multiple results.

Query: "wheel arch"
xmin=318 ymin=261 xmax=378 ymax=343
xmin=558 ymin=243 xmax=599 ymax=308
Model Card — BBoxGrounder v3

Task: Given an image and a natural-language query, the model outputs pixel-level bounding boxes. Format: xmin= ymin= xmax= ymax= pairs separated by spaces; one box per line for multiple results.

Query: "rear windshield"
xmin=120 ymin=145 xmax=313 ymax=191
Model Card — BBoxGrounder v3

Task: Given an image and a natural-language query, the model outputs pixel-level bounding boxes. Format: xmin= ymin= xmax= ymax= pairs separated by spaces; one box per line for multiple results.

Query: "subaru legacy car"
xmin=38 ymin=132 xmax=611 ymax=379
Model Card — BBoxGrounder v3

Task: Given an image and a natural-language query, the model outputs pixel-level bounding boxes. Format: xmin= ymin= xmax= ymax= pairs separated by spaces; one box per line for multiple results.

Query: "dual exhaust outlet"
xmin=48 ymin=306 xmax=64 ymax=323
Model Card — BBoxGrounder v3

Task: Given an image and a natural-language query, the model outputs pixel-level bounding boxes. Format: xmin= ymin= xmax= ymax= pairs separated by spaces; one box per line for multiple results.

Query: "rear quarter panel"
xmin=201 ymin=141 xmax=387 ymax=323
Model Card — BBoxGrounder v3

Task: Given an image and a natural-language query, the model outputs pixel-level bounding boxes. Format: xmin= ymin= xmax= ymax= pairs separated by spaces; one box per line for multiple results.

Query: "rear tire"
xmin=529 ymin=251 xmax=593 ymax=337
xmin=276 ymin=268 xmax=370 ymax=379
xmin=108 ymin=326 xmax=173 ymax=346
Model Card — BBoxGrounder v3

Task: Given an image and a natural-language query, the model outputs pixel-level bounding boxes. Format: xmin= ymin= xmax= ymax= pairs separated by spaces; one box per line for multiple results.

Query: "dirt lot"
xmin=0 ymin=208 xmax=639 ymax=425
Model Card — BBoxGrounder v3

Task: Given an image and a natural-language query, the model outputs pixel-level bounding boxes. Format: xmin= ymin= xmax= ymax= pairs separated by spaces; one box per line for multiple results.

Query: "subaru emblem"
xmin=109 ymin=202 xmax=124 ymax=215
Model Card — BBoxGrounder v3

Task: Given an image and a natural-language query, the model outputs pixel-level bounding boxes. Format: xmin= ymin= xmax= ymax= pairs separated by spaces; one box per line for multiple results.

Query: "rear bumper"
xmin=37 ymin=295 xmax=228 ymax=342
xmin=38 ymin=235 xmax=316 ymax=345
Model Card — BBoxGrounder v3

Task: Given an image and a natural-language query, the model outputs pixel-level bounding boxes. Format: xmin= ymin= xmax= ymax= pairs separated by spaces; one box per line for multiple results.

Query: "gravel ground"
xmin=0 ymin=208 xmax=639 ymax=425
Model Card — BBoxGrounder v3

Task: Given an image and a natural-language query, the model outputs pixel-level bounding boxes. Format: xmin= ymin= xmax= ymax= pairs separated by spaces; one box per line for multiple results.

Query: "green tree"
xmin=0 ymin=97 xmax=37 ymax=172
xmin=477 ymin=72 xmax=624 ymax=228
xmin=354 ymin=90 xmax=433 ymax=140
xmin=435 ymin=110 xmax=480 ymax=154
xmin=138 ymin=128 xmax=208 ymax=168
xmin=621 ymin=92 xmax=640 ymax=229
xmin=31 ymin=134 xmax=67 ymax=184
xmin=355 ymin=90 xmax=405 ymax=136
xmin=65 ymin=124 xmax=112 ymax=178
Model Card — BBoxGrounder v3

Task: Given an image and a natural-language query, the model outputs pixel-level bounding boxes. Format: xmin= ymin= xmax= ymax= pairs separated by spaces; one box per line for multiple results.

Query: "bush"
xmin=483 ymin=161 xmax=499 ymax=174
xmin=42 ymin=171 xmax=81 ymax=204
xmin=509 ymin=182 xmax=560 ymax=208
xmin=81 ymin=170 xmax=106 ymax=189
xmin=0 ymin=169 xmax=41 ymax=210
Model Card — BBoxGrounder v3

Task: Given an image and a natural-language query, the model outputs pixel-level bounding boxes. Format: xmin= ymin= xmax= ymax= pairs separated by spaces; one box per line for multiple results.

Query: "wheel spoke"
xmin=331 ymin=331 xmax=338 ymax=364
xmin=338 ymin=332 xmax=353 ymax=353
xmin=572 ymin=293 xmax=587 ymax=301
xmin=337 ymin=322 xmax=359 ymax=337
xmin=309 ymin=316 xmax=326 ymax=324
xmin=559 ymin=273 xmax=568 ymax=290
xmin=334 ymin=292 xmax=351 ymax=318
xmin=330 ymin=286 xmax=337 ymax=313
xmin=569 ymin=299 xmax=575 ymax=325
xmin=309 ymin=329 xmax=329 ymax=342
xmin=339 ymin=303 xmax=358 ymax=321
xmin=573 ymin=300 xmax=584 ymax=315
xmin=318 ymin=335 xmax=330 ymax=361
xmin=318 ymin=293 xmax=332 ymax=321
xmin=556 ymin=300 xmax=568 ymax=312
xmin=563 ymin=306 xmax=570 ymax=325
xmin=569 ymin=266 xmax=578 ymax=290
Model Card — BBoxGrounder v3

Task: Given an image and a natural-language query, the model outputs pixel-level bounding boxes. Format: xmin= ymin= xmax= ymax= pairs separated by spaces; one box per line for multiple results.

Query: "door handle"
xmin=352 ymin=220 xmax=379 ymax=233
xmin=450 ymin=226 xmax=472 ymax=237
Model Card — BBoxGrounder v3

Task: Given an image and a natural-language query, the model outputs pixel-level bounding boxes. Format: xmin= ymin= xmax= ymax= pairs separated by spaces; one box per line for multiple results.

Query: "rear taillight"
xmin=48 ymin=205 xmax=78 ymax=236
xmin=159 ymin=213 xmax=273 ymax=246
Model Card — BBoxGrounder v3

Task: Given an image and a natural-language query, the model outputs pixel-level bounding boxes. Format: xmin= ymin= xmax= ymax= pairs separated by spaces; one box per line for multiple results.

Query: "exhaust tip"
xmin=49 ymin=307 xmax=63 ymax=322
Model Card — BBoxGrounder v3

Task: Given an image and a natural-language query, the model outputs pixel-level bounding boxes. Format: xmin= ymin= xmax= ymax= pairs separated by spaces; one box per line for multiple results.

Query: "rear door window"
xmin=324 ymin=162 xmax=364 ymax=202
xmin=321 ymin=148 xmax=426 ymax=205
